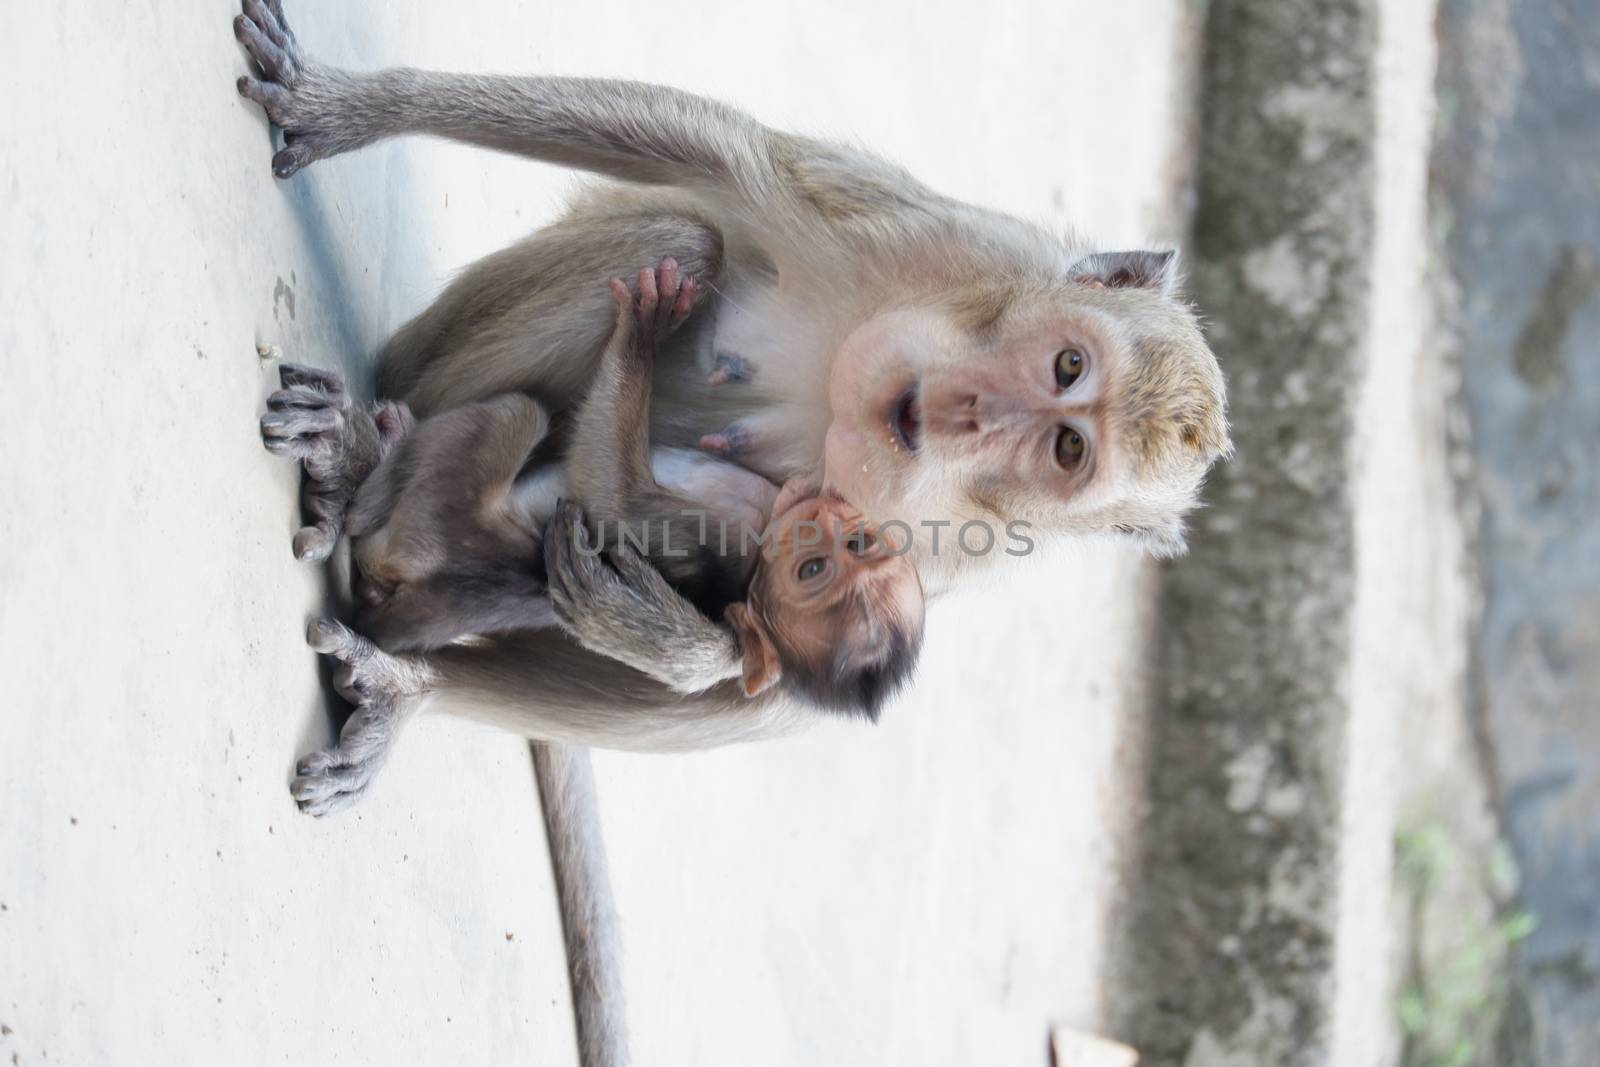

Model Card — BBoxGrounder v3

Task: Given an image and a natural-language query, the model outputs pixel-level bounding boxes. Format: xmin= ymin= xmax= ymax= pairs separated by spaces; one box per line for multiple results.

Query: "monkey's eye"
xmin=1055 ymin=348 xmax=1086 ymax=390
xmin=797 ymin=557 xmax=829 ymax=581
xmin=1055 ymin=427 xmax=1088 ymax=469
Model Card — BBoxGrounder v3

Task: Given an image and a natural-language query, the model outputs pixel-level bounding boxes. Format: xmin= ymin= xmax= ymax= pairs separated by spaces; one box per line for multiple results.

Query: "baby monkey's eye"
xmin=797 ymin=557 xmax=828 ymax=581
xmin=1055 ymin=348 xmax=1086 ymax=390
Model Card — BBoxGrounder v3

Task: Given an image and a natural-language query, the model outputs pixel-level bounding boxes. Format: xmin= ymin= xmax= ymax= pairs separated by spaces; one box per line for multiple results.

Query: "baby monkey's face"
xmin=724 ymin=481 xmax=927 ymax=707
xmin=760 ymin=487 xmax=923 ymax=624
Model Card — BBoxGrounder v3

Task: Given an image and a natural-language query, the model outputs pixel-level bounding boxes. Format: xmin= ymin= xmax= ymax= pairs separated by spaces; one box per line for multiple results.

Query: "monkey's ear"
xmin=1071 ymin=249 xmax=1180 ymax=296
xmin=724 ymin=603 xmax=783 ymax=698
xmin=1113 ymin=518 xmax=1189 ymax=559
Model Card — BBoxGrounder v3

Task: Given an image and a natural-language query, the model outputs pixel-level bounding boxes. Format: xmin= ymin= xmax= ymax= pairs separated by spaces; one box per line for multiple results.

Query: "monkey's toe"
xmin=262 ymin=405 xmax=339 ymax=437
xmin=272 ymin=140 xmax=319 ymax=180
xmin=290 ymin=751 xmax=375 ymax=816
xmin=276 ymin=363 xmax=348 ymax=397
xmin=292 ymin=522 xmax=337 ymax=562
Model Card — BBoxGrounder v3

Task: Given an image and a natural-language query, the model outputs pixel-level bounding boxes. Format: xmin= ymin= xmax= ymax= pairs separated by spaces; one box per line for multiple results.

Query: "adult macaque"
xmin=287 ymin=259 xmax=924 ymax=715
xmin=237 ymin=4 xmax=1229 ymax=1063
xmin=234 ymin=7 xmax=1230 ymax=609
xmin=236 ymin=0 xmax=1230 ymax=865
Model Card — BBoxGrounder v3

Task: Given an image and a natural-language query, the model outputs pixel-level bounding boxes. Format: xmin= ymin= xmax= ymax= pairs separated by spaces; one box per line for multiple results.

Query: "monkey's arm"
xmin=237 ymin=8 xmax=771 ymax=186
xmin=234 ymin=5 xmax=931 ymax=217
xmin=564 ymin=275 xmax=674 ymax=520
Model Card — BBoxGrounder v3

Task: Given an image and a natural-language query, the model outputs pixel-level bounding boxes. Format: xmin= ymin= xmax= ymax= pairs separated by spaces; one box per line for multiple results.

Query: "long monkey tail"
xmin=532 ymin=742 xmax=628 ymax=1067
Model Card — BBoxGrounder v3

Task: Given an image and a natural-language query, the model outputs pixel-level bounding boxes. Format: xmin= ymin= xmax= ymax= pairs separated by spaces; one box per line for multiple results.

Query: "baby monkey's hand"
xmin=608 ymin=257 xmax=698 ymax=368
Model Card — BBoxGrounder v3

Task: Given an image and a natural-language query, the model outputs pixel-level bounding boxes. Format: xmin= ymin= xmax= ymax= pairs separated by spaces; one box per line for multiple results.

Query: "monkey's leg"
xmin=358 ymin=569 xmax=558 ymax=655
xmin=565 ymin=259 xmax=697 ymax=511
xmin=378 ymin=207 xmax=723 ymax=416
xmin=260 ymin=363 xmax=384 ymax=561
xmin=233 ymin=3 xmax=931 ymax=232
xmin=292 ymin=619 xmax=435 ymax=816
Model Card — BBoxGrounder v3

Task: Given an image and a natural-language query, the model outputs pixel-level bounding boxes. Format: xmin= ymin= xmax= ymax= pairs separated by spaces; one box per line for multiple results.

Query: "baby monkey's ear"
xmin=724 ymin=603 xmax=783 ymax=698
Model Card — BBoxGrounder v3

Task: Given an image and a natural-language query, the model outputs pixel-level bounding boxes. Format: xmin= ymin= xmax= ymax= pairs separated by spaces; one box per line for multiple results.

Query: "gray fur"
xmin=259 ymin=362 xmax=404 ymax=562
xmin=531 ymin=743 xmax=627 ymax=1067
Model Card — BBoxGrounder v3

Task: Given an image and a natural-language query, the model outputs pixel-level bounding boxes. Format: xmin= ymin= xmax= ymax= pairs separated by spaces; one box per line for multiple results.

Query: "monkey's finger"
xmin=291 ymin=767 xmax=370 ymax=817
xmin=637 ymin=265 xmax=658 ymax=317
xmin=541 ymin=507 xmax=577 ymax=586
xmin=331 ymin=664 xmax=368 ymax=705
xmin=306 ymin=618 xmax=377 ymax=667
xmin=608 ymin=277 xmax=631 ymax=309
xmin=292 ymin=522 xmax=338 ymax=563
xmin=233 ymin=13 xmax=287 ymax=79
xmin=262 ymin=406 xmax=339 ymax=438
xmin=558 ymin=500 xmax=595 ymax=550
xmin=237 ymin=74 xmax=290 ymax=117
xmin=607 ymin=540 xmax=675 ymax=597
xmin=267 ymin=384 xmax=336 ymax=414
xmin=296 ymin=749 xmax=342 ymax=778
xmin=655 ymin=258 xmax=680 ymax=329
xmin=243 ymin=0 xmax=292 ymax=55
xmin=262 ymin=0 xmax=293 ymax=37
xmin=542 ymin=504 xmax=590 ymax=588
xmin=669 ymin=277 xmax=697 ymax=329
xmin=278 ymin=362 xmax=348 ymax=397
xmin=260 ymin=0 xmax=298 ymax=49
xmin=272 ymin=140 xmax=317 ymax=180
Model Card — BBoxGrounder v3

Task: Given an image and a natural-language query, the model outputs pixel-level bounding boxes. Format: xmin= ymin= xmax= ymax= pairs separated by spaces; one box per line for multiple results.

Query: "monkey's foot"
xmin=293 ymin=619 xmax=432 ymax=815
xmin=234 ymin=1 xmax=356 ymax=178
xmin=261 ymin=363 xmax=351 ymax=463
xmin=291 ymin=745 xmax=384 ymax=816
xmin=261 ymin=363 xmax=382 ymax=562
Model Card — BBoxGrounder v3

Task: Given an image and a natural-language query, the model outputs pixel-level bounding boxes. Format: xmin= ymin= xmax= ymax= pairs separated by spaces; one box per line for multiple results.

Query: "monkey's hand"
xmin=543 ymin=503 xmax=743 ymax=694
xmin=234 ymin=1 xmax=366 ymax=178
xmin=293 ymin=619 xmax=436 ymax=816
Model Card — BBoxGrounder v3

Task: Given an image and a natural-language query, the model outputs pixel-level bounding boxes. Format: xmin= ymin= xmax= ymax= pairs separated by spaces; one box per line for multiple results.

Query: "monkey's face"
xmin=745 ymin=490 xmax=926 ymax=713
xmin=760 ymin=491 xmax=924 ymax=624
xmin=824 ymin=301 xmax=1122 ymax=531
xmin=823 ymin=286 xmax=1228 ymax=561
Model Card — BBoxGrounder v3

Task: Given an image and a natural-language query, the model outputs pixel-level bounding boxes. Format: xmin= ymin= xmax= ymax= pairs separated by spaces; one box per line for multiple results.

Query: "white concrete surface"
xmin=1 ymin=2 xmax=1193 ymax=1063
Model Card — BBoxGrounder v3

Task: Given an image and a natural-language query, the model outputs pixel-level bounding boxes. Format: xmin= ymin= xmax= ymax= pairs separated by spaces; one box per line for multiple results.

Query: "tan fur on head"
xmin=1076 ymin=283 xmax=1230 ymax=555
xmin=1102 ymin=293 xmax=1230 ymax=469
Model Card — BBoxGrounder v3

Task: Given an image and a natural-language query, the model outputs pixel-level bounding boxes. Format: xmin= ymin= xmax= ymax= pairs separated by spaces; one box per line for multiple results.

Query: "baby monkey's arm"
xmin=546 ymin=259 xmax=745 ymax=693
xmin=564 ymin=258 xmax=696 ymax=520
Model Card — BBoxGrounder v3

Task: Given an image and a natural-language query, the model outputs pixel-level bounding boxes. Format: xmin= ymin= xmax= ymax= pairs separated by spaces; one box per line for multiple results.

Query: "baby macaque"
xmin=345 ymin=259 xmax=926 ymax=717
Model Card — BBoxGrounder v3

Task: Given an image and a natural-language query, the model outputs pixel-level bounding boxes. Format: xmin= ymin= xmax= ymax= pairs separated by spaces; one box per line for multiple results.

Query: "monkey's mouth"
xmin=889 ymin=386 xmax=922 ymax=454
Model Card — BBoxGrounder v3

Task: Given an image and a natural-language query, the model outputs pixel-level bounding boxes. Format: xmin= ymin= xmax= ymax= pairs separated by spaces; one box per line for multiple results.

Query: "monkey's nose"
xmin=923 ymin=393 xmax=980 ymax=438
